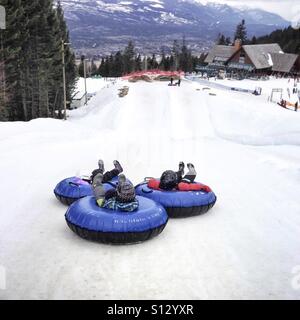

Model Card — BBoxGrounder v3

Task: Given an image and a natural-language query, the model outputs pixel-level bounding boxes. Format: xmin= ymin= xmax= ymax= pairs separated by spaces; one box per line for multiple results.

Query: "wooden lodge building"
xmin=202 ymin=40 xmax=300 ymax=76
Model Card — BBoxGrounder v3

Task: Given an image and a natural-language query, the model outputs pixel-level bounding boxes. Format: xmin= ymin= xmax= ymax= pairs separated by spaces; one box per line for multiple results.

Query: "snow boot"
xmin=182 ymin=163 xmax=197 ymax=183
xmin=113 ymin=160 xmax=123 ymax=174
xmin=98 ymin=160 xmax=105 ymax=173
xmin=118 ymin=174 xmax=126 ymax=185
xmin=179 ymin=161 xmax=185 ymax=176
xmin=93 ymin=173 xmax=103 ymax=187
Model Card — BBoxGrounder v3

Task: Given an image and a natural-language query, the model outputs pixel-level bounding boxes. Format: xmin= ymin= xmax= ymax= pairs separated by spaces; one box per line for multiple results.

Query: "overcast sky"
xmin=198 ymin=0 xmax=300 ymax=21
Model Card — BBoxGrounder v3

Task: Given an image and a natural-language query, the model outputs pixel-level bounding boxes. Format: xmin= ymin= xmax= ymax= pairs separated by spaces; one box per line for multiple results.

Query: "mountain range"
xmin=60 ymin=0 xmax=289 ymax=55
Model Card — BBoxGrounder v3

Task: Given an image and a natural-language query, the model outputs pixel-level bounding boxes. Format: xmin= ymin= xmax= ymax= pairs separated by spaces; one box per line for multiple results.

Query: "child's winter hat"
xmin=159 ymin=170 xmax=178 ymax=190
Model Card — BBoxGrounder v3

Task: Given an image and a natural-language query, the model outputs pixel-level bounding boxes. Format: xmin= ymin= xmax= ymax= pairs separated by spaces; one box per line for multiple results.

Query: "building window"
xmin=239 ymin=56 xmax=245 ymax=64
xmin=239 ymin=51 xmax=245 ymax=64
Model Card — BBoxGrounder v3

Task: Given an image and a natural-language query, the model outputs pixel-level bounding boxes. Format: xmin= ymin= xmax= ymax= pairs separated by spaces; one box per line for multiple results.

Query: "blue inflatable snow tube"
xmin=54 ymin=176 xmax=122 ymax=206
xmin=65 ymin=196 xmax=168 ymax=244
xmin=135 ymin=183 xmax=217 ymax=218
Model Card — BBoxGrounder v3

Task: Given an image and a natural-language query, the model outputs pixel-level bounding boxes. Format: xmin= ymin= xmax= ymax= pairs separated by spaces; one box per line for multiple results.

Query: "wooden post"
xmin=62 ymin=39 xmax=67 ymax=120
xmin=0 ymin=30 xmax=6 ymax=103
xmin=84 ymin=58 xmax=87 ymax=105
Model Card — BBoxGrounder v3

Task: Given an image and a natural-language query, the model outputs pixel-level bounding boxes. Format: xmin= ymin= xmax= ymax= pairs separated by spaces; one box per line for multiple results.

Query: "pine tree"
xmin=90 ymin=59 xmax=98 ymax=76
xmin=23 ymin=0 xmax=49 ymax=118
xmin=159 ymin=50 xmax=169 ymax=71
xmin=217 ymin=34 xmax=226 ymax=45
xmin=149 ymin=54 xmax=158 ymax=69
xmin=0 ymin=0 xmax=28 ymax=121
xmin=103 ymin=57 xmax=110 ymax=77
xmin=234 ymin=19 xmax=247 ymax=44
xmin=255 ymin=27 xmax=300 ymax=54
xmin=146 ymin=56 xmax=151 ymax=70
xmin=135 ymin=54 xmax=142 ymax=72
xmin=179 ymin=37 xmax=193 ymax=72
xmin=0 ymin=0 xmax=76 ymax=121
xmin=165 ymin=56 xmax=171 ymax=71
xmin=56 ymin=0 xmax=76 ymax=113
xmin=114 ymin=51 xmax=124 ymax=76
xmin=123 ymin=41 xmax=135 ymax=74
xmin=172 ymin=40 xmax=180 ymax=70
xmin=225 ymin=37 xmax=231 ymax=45
xmin=97 ymin=58 xmax=105 ymax=76
xmin=250 ymin=36 xmax=257 ymax=44
xmin=108 ymin=54 xmax=114 ymax=77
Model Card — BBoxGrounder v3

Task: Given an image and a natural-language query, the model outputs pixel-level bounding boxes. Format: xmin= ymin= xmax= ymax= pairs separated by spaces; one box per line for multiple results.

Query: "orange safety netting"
xmin=122 ymin=69 xmax=185 ymax=80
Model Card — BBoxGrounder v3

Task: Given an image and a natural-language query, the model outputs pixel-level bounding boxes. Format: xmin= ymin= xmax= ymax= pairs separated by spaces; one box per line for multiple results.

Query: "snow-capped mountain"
xmin=60 ymin=0 xmax=289 ymax=54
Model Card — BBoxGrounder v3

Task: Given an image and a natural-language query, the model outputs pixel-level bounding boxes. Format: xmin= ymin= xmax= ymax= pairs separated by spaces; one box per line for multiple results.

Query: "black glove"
xmin=91 ymin=169 xmax=103 ymax=182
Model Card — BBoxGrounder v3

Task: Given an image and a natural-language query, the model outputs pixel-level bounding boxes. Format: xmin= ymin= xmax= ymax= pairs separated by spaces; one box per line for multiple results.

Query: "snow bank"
xmin=206 ymin=91 xmax=300 ymax=145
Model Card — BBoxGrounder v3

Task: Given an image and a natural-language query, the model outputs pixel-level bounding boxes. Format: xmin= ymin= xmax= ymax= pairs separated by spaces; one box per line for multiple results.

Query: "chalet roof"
xmin=204 ymin=45 xmax=237 ymax=64
xmin=270 ymin=53 xmax=299 ymax=73
xmin=205 ymin=43 xmax=299 ymax=73
xmin=242 ymin=43 xmax=282 ymax=69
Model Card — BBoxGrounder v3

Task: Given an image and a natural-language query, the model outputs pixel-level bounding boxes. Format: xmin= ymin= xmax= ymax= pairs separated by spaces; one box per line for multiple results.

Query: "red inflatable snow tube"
xmin=135 ymin=179 xmax=217 ymax=218
xmin=147 ymin=179 xmax=212 ymax=193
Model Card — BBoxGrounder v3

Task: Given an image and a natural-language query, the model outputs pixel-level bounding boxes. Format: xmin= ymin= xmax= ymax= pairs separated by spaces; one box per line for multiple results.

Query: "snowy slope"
xmin=0 ymin=78 xmax=300 ymax=299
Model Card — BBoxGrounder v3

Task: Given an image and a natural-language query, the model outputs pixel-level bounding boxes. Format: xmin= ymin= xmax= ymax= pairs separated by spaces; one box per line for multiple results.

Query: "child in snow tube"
xmin=148 ymin=162 xmax=211 ymax=193
xmin=92 ymin=160 xmax=139 ymax=212
xmin=54 ymin=160 xmax=126 ymax=205
xmin=65 ymin=160 xmax=168 ymax=245
xmin=136 ymin=162 xmax=216 ymax=218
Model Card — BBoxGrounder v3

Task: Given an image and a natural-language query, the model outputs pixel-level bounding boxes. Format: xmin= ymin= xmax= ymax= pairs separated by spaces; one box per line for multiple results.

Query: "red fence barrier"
xmin=122 ymin=69 xmax=185 ymax=80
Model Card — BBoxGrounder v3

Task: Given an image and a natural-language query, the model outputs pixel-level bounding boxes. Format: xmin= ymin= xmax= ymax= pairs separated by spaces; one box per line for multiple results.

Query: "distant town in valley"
xmin=60 ymin=0 xmax=290 ymax=58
